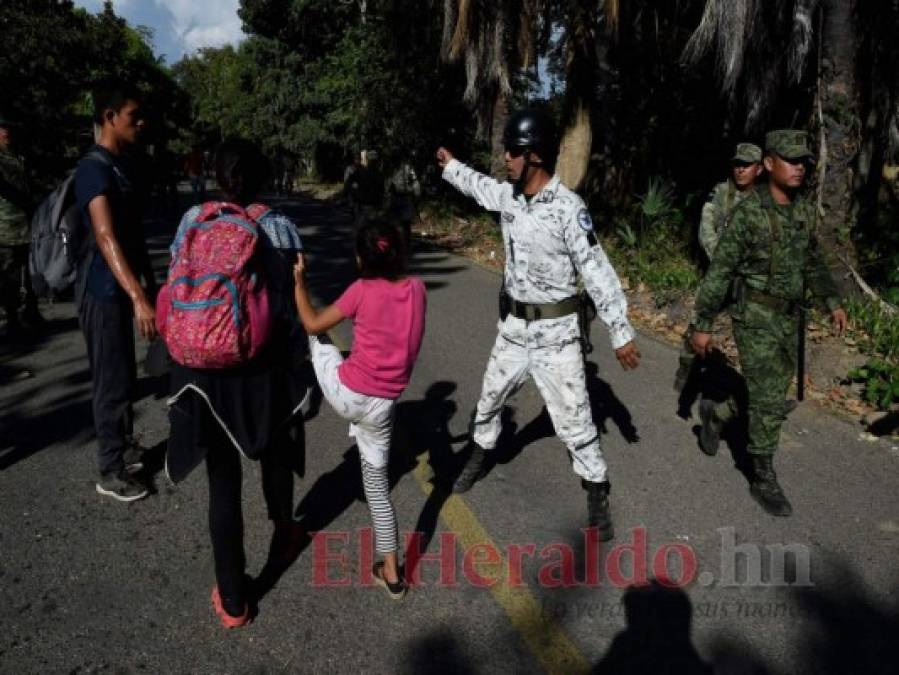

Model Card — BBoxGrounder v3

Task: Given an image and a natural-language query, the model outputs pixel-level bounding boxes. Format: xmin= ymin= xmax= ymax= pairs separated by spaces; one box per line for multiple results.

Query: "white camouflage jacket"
xmin=442 ymin=159 xmax=634 ymax=350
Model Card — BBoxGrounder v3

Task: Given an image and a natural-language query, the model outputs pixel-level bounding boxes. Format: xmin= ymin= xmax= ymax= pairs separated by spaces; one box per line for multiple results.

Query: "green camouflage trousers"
xmin=733 ymin=307 xmax=798 ymax=456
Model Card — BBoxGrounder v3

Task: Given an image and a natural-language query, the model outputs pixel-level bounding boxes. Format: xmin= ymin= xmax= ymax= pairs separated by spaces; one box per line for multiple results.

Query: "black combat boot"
xmin=749 ymin=456 xmax=793 ymax=517
xmin=583 ymin=480 xmax=614 ymax=542
xmin=453 ymin=441 xmax=488 ymax=493
xmin=698 ymin=398 xmax=723 ymax=456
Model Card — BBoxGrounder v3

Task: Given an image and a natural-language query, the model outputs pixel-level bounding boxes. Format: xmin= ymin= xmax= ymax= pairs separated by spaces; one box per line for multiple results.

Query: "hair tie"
xmin=376 ymin=237 xmax=390 ymax=253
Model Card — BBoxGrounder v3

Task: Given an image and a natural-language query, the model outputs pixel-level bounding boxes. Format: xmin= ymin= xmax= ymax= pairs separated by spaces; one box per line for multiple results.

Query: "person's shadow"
xmin=394 ymin=381 xmax=468 ymax=580
xmin=593 ymin=579 xmax=713 ymax=675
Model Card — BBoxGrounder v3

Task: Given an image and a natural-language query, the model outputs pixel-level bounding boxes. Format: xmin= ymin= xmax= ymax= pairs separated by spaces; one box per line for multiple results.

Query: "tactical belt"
xmin=745 ymin=288 xmax=798 ymax=314
xmin=510 ymin=296 xmax=580 ymax=321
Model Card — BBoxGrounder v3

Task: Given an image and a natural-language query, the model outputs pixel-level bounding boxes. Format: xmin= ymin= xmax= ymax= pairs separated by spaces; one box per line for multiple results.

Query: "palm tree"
xmin=441 ymin=0 xmax=543 ymax=175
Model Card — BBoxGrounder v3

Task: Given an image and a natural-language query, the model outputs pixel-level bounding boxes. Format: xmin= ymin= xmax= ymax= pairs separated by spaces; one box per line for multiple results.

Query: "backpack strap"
xmin=196 ymin=201 xmax=249 ymax=223
xmin=245 ymin=203 xmax=271 ymax=222
xmin=81 ymin=147 xmax=130 ymax=192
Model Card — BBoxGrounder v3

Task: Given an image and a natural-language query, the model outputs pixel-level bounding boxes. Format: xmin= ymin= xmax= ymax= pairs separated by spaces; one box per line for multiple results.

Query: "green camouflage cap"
xmin=732 ymin=142 xmax=762 ymax=163
xmin=765 ymin=129 xmax=814 ymax=159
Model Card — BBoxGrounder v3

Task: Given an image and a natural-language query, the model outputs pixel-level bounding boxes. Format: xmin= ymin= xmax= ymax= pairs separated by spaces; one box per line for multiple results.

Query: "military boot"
xmin=453 ymin=441 xmax=488 ymax=493
xmin=583 ymin=479 xmax=614 ymax=542
xmin=698 ymin=398 xmax=723 ymax=456
xmin=749 ymin=456 xmax=793 ymax=517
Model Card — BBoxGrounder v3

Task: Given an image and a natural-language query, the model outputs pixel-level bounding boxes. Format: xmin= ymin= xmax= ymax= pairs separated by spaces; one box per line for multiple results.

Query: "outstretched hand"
xmin=293 ymin=252 xmax=306 ymax=285
xmin=615 ymin=340 xmax=641 ymax=370
xmin=690 ymin=330 xmax=713 ymax=358
xmin=436 ymin=147 xmax=454 ymax=169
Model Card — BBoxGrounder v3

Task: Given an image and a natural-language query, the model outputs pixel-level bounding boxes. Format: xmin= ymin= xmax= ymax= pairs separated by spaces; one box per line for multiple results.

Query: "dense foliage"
xmin=0 ymin=0 xmax=186 ymax=187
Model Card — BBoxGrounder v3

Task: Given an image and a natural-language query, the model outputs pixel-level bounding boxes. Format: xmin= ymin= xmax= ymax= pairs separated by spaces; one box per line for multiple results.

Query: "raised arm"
xmin=436 ymin=147 xmax=512 ymax=213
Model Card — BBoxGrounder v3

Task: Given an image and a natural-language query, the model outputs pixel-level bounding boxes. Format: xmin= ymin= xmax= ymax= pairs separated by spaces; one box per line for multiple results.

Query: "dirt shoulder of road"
xmin=412 ymin=205 xmax=898 ymax=441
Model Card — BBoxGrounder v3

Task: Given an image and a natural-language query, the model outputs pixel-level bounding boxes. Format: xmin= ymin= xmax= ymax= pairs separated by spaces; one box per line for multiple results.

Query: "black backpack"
xmin=28 ymin=148 xmax=111 ymax=295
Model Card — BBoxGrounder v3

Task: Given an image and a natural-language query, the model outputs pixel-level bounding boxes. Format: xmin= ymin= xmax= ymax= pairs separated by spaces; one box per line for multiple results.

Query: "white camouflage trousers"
xmin=472 ymin=315 xmax=608 ymax=483
xmin=309 ymin=336 xmax=399 ymax=553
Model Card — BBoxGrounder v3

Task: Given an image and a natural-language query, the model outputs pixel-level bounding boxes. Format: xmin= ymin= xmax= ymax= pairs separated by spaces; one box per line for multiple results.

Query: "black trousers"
xmin=206 ymin=419 xmax=299 ymax=615
xmin=79 ymin=293 xmax=136 ymax=477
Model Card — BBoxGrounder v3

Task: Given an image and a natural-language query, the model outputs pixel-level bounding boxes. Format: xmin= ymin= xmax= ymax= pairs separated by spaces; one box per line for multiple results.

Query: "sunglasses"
xmin=505 ymin=146 xmax=526 ymax=158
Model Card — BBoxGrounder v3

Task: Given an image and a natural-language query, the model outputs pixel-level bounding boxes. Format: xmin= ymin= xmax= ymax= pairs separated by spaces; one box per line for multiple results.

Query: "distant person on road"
xmin=164 ymin=139 xmax=308 ymax=628
xmin=352 ymin=151 xmax=385 ymax=228
xmin=282 ymin=153 xmax=296 ymax=197
xmin=436 ymin=108 xmax=641 ymax=542
xmin=343 ymin=153 xmax=362 ymax=208
xmin=74 ymin=83 xmax=157 ymax=501
xmin=184 ymin=146 xmax=205 ymax=202
xmin=293 ymin=218 xmax=426 ymax=600
xmin=387 ymin=160 xmax=420 ymax=251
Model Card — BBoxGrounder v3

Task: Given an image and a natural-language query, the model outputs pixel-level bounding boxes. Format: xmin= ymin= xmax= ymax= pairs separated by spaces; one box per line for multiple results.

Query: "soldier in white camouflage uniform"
xmin=436 ymin=109 xmax=641 ymax=540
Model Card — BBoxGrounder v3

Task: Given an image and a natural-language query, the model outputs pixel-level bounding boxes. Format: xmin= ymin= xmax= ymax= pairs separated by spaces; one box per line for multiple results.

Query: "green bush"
xmin=848 ymin=358 xmax=899 ymax=410
xmin=845 ymin=297 xmax=899 ymax=361
xmin=606 ymin=177 xmax=701 ymax=303
xmin=845 ymin=296 xmax=899 ymax=410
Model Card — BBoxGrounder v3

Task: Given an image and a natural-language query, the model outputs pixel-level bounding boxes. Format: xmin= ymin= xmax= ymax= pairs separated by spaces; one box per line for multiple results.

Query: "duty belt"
xmin=745 ymin=288 xmax=799 ymax=314
xmin=510 ymin=296 xmax=579 ymax=322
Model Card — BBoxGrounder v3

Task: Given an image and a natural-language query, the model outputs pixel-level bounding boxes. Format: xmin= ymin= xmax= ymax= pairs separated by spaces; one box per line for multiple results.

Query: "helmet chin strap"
xmin=514 ymin=148 xmax=542 ymax=197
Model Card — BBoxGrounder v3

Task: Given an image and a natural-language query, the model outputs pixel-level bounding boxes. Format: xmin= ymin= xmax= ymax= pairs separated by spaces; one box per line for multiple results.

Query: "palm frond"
xmin=448 ymin=0 xmax=473 ymax=62
xmin=787 ymin=0 xmax=819 ymax=84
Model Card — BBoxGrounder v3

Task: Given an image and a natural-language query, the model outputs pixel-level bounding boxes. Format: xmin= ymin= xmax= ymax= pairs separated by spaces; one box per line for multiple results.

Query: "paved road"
xmin=1 ymin=195 xmax=897 ymax=674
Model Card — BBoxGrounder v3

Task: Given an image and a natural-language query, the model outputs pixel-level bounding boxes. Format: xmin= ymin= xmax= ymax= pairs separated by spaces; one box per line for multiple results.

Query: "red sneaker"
xmin=210 ymin=586 xmax=252 ymax=628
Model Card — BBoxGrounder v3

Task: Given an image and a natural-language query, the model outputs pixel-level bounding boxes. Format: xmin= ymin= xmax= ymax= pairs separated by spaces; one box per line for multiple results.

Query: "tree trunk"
xmin=490 ymin=92 xmax=509 ymax=179
xmin=818 ymin=0 xmax=861 ymax=295
xmin=557 ymin=103 xmax=592 ymax=190
xmin=556 ymin=1 xmax=600 ymax=191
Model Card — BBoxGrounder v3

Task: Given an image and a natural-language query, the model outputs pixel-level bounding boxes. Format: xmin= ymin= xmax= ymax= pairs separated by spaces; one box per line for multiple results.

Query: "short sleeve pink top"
xmin=334 ymin=277 xmax=427 ymax=399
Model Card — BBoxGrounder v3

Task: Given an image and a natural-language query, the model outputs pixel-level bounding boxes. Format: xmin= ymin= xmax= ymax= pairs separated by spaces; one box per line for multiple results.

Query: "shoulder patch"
xmin=577 ymin=208 xmax=594 ymax=232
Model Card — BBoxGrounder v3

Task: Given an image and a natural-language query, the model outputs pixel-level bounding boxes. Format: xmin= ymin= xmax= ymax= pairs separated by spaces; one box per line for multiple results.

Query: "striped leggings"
xmin=310 ymin=337 xmax=399 ymax=554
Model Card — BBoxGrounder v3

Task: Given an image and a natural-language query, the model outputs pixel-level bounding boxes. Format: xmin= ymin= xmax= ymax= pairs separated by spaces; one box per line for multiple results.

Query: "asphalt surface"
xmin=1 ymin=193 xmax=897 ymax=675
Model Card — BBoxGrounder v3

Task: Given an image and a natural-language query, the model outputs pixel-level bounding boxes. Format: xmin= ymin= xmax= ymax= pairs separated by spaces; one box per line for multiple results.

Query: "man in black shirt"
xmin=74 ymin=83 xmax=156 ymax=502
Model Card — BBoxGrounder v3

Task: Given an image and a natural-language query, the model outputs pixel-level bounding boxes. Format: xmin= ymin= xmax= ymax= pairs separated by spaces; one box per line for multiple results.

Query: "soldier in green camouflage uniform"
xmin=0 ymin=115 xmax=34 ymax=337
xmin=690 ymin=130 xmax=847 ymax=517
xmin=674 ymin=143 xmax=762 ymax=405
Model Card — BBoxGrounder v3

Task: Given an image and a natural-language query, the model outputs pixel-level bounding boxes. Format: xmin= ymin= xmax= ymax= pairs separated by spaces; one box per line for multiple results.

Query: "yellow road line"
xmin=326 ymin=329 xmax=588 ymax=674
xmin=412 ymin=456 xmax=589 ymax=675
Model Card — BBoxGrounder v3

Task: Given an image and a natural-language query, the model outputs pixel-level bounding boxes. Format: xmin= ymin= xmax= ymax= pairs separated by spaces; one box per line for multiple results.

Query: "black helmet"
xmin=502 ymin=109 xmax=558 ymax=162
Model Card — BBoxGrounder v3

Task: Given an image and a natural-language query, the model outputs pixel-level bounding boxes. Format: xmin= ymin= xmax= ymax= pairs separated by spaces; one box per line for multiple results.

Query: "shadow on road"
xmin=402 ymin=630 xmax=479 ymax=674
xmin=593 ymin=580 xmax=713 ymax=675
xmin=394 ymin=381 xmax=468 ymax=580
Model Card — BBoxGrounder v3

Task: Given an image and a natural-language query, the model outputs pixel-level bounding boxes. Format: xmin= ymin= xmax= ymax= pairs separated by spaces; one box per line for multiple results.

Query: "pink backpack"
xmin=157 ymin=201 xmax=271 ymax=368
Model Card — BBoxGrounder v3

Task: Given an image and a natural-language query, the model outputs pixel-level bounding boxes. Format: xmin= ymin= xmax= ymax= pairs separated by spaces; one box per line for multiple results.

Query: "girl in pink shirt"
xmin=294 ymin=219 xmax=426 ymax=599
